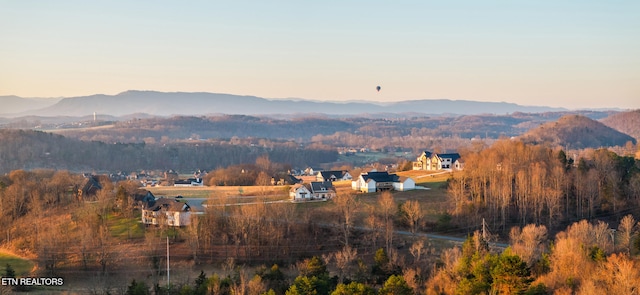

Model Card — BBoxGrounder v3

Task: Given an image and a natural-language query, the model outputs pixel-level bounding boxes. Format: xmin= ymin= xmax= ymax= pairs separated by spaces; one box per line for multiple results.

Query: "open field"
xmin=147 ymin=185 xmax=290 ymax=199
xmin=337 ymin=151 xmax=414 ymax=166
xmin=0 ymin=251 xmax=35 ymax=276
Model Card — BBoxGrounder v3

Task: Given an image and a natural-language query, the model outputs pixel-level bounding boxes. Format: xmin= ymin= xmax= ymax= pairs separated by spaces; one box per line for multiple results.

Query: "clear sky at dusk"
xmin=1 ymin=1 xmax=638 ymax=109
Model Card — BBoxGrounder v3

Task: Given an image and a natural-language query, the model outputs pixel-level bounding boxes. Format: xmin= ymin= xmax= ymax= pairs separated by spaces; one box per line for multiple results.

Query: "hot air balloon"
xmin=376 ymin=86 xmax=381 ymax=92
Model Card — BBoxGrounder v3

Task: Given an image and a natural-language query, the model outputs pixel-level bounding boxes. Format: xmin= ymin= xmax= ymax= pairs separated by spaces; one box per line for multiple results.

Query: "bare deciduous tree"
xmin=409 ymin=239 xmax=426 ymax=265
xmin=334 ymin=191 xmax=359 ymax=247
xmin=402 ymin=200 xmax=422 ymax=234
xmin=378 ymin=192 xmax=396 ymax=252
xmin=509 ymin=224 xmax=548 ymax=266
xmin=617 ymin=214 xmax=638 ymax=254
xmin=334 ymin=245 xmax=358 ymax=283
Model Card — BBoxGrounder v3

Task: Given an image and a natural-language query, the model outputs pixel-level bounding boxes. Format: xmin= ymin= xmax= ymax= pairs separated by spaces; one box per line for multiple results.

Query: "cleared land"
xmin=0 ymin=251 xmax=35 ymax=276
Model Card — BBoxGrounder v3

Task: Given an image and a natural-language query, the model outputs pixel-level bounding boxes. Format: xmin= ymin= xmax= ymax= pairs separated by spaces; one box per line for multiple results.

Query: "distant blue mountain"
xmin=3 ymin=90 xmax=566 ymax=117
xmin=0 ymin=95 xmax=61 ymax=115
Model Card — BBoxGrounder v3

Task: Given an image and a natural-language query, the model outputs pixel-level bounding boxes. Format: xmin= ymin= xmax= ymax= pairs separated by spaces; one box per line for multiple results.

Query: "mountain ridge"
xmin=2 ymin=90 xmax=569 ymax=117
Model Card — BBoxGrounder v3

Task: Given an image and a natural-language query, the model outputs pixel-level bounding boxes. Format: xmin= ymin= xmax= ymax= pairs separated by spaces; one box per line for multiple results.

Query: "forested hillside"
xmin=520 ymin=115 xmax=636 ymax=149
xmin=601 ymin=109 xmax=640 ymax=140
xmin=0 ymin=129 xmax=337 ymax=174
xmin=448 ymin=140 xmax=640 ymax=233
xmin=41 ymin=111 xmax=617 ymax=149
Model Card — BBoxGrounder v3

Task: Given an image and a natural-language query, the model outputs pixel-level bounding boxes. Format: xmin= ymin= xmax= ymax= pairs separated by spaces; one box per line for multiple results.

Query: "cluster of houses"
xmin=288 ymin=169 xmax=418 ymax=201
xmin=288 ymin=170 xmax=350 ymax=202
xmin=81 ymin=150 xmax=464 ymax=227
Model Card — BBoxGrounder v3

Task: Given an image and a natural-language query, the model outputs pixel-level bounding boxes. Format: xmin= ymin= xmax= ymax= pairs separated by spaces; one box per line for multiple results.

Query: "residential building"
xmin=352 ymin=171 xmax=415 ymax=193
xmin=413 ymin=151 xmax=463 ymax=171
xmin=316 ymin=170 xmax=352 ymax=182
xmin=142 ymin=197 xmax=191 ymax=226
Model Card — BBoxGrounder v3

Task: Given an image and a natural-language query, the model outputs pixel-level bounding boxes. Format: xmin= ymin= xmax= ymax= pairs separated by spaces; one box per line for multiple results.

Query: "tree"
xmin=490 ymin=251 xmax=533 ymax=294
xmin=617 ymin=214 xmax=638 ymax=254
xmin=256 ymin=154 xmax=273 ymax=173
xmin=409 ymin=239 xmax=427 ymax=265
xmin=194 ymin=271 xmax=208 ymax=295
xmin=509 ymin=224 xmax=548 ymax=266
xmin=333 ymin=192 xmax=359 ymax=247
xmin=126 ymin=279 xmax=150 ymax=295
xmin=401 ymin=200 xmax=422 ymax=234
xmin=330 ymin=282 xmax=375 ymax=295
xmin=248 ymin=275 xmax=267 ymax=295
xmin=4 ymin=264 xmax=15 ymax=278
xmin=378 ymin=275 xmax=414 ymax=295
xmin=286 ymin=276 xmax=327 ymax=295
xmin=378 ymin=192 xmax=396 ymax=252
xmin=334 ymin=246 xmax=358 ymax=283
xmin=255 ymin=171 xmax=273 ymax=186
xmin=300 ymin=256 xmax=329 ymax=279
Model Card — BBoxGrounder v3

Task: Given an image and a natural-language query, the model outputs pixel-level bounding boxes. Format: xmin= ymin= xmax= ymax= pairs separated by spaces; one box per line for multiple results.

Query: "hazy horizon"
xmin=1 ymin=1 xmax=638 ymax=109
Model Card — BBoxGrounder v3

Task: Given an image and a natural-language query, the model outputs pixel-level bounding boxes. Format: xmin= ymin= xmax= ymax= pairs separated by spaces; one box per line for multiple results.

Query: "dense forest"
xmin=0 ymin=129 xmax=337 ymax=174
xmin=448 ymin=140 xmax=640 ymax=234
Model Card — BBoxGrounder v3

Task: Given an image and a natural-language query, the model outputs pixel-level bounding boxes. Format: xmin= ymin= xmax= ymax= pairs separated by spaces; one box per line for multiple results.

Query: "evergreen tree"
xmin=126 ymin=279 xmax=150 ymax=295
xmin=378 ymin=275 xmax=414 ymax=295
xmin=331 ymin=281 xmax=376 ymax=295
xmin=491 ymin=251 xmax=533 ymax=294
xmin=4 ymin=264 xmax=15 ymax=278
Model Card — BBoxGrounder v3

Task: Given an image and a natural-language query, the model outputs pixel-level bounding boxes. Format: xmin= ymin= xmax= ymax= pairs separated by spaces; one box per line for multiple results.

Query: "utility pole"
xmin=167 ymin=236 xmax=170 ymax=290
xmin=482 ymin=218 xmax=487 ymax=241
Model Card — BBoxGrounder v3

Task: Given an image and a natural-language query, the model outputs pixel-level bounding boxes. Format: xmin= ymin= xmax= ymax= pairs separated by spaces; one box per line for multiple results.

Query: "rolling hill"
xmin=520 ymin=115 xmax=636 ymax=149
xmin=600 ymin=109 xmax=640 ymax=140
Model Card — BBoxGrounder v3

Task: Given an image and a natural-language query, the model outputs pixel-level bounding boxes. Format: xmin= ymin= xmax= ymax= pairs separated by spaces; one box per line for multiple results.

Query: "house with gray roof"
xmin=352 ymin=171 xmax=415 ymax=193
xmin=142 ymin=197 xmax=191 ymax=226
xmin=316 ymin=170 xmax=352 ymax=182
xmin=413 ymin=151 xmax=463 ymax=171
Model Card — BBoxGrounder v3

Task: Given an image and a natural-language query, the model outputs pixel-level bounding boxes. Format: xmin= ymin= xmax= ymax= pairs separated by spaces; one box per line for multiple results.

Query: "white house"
xmin=290 ymin=184 xmax=312 ymax=201
xmin=142 ymin=198 xmax=191 ymax=226
xmin=174 ymin=178 xmax=203 ymax=187
xmin=316 ymin=170 xmax=352 ymax=182
xmin=352 ymin=172 xmax=398 ymax=193
xmin=290 ymin=182 xmax=336 ymax=201
xmin=393 ymin=176 xmax=416 ymax=191
xmin=413 ymin=151 xmax=462 ymax=171
xmin=352 ymin=172 xmax=416 ymax=193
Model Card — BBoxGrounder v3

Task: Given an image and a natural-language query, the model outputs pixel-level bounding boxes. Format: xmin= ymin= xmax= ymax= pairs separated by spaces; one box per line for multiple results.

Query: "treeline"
xmin=51 ymin=112 xmax=617 ymax=145
xmin=60 ymin=114 xmax=532 ymax=143
xmin=0 ymin=129 xmax=337 ymax=174
xmin=448 ymin=140 xmax=640 ymax=233
xmin=58 ymin=115 xmax=358 ymax=142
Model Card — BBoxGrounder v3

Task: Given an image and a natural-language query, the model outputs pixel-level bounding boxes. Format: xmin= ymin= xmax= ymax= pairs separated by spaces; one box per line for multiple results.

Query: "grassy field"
xmin=147 ymin=185 xmax=290 ymax=198
xmin=337 ymin=151 xmax=414 ymax=166
xmin=107 ymin=213 xmax=145 ymax=239
xmin=0 ymin=251 xmax=35 ymax=276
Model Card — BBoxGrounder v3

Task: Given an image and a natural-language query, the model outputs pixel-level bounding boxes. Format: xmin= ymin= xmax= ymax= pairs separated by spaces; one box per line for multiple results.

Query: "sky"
xmin=1 ymin=1 xmax=639 ymax=109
